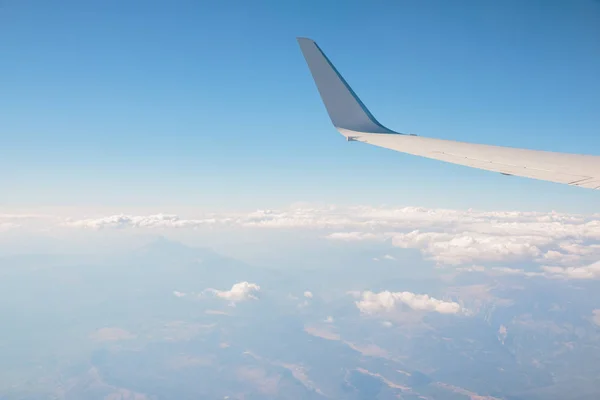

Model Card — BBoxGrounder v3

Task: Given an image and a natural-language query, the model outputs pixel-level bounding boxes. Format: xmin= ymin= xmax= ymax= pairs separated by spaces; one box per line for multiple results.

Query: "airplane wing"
xmin=297 ymin=37 xmax=600 ymax=189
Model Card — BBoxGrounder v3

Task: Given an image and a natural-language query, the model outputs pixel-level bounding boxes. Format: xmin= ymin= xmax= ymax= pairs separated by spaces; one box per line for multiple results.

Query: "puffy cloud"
xmin=295 ymin=291 xmax=314 ymax=308
xmin=205 ymin=281 xmax=261 ymax=302
xmin=356 ymin=290 xmax=464 ymax=315
xmin=392 ymin=230 xmax=545 ymax=266
xmin=539 ymin=249 xmax=584 ymax=266
xmin=324 ymin=316 xmax=334 ymax=323
xmin=541 ymin=261 xmax=600 ymax=280
xmin=173 ymin=291 xmax=186 ymax=298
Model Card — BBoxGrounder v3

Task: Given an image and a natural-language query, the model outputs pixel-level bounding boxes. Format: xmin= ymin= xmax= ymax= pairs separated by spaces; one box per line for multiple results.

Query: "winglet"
xmin=297 ymin=37 xmax=395 ymax=135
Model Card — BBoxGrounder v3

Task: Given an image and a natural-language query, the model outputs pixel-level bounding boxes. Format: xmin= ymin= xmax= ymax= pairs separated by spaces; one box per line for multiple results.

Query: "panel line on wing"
xmin=432 ymin=151 xmax=555 ymax=173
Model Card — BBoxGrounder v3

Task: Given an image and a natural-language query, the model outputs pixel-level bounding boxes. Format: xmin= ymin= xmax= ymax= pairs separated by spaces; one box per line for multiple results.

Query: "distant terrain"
xmin=1 ymin=237 xmax=599 ymax=399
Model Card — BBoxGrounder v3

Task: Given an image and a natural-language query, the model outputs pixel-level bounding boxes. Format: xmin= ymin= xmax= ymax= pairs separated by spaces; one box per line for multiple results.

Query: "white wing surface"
xmin=297 ymin=37 xmax=600 ymax=189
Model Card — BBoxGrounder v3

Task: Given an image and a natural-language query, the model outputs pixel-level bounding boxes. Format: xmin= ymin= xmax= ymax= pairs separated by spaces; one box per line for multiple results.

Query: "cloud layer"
xmin=7 ymin=204 xmax=600 ymax=279
xmin=64 ymin=214 xmax=218 ymax=229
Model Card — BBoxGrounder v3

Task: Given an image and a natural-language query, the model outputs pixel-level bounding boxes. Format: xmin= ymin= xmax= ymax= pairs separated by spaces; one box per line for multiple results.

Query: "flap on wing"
xmin=430 ymin=152 xmax=593 ymax=186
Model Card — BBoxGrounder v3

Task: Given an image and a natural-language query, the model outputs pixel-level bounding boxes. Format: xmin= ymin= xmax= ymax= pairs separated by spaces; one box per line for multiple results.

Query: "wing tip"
xmin=296 ymin=36 xmax=395 ymax=134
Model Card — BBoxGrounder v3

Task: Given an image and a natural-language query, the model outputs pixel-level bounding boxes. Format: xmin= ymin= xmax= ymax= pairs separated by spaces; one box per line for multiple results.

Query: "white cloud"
xmin=498 ymin=325 xmax=508 ymax=344
xmin=541 ymin=261 xmax=600 ymax=280
xmin=205 ymin=281 xmax=261 ymax=302
xmin=373 ymin=254 xmax=397 ymax=262
xmin=539 ymin=249 xmax=585 ymax=266
xmin=326 ymin=232 xmax=384 ymax=241
xmin=297 ymin=300 xmax=310 ymax=309
xmin=0 ymin=214 xmax=44 ymax=219
xmin=64 ymin=214 xmax=217 ymax=229
xmin=173 ymin=291 xmax=186 ymax=298
xmin=0 ymin=213 xmax=56 ymax=223
xmin=0 ymin=223 xmax=20 ymax=232
xmin=0 ymin=213 xmax=54 ymax=232
xmin=324 ymin=316 xmax=334 ymax=323
xmin=460 ymin=262 xmax=600 ymax=281
xmin=303 ymin=291 xmax=313 ymax=299
xmin=488 ymin=267 xmax=544 ymax=278
xmin=392 ymin=230 xmax=545 ymax=266
xmin=592 ymin=310 xmax=600 ymax=327
xmin=456 ymin=265 xmax=486 ymax=273
xmin=356 ymin=290 xmax=464 ymax=315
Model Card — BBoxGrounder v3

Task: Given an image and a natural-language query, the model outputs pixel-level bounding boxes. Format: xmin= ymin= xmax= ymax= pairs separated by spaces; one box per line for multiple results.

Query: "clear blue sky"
xmin=1 ymin=0 xmax=600 ymax=212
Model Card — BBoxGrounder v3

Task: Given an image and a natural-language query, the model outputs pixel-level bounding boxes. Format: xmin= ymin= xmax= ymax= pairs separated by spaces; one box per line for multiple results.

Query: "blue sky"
xmin=1 ymin=0 xmax=600 ymax=213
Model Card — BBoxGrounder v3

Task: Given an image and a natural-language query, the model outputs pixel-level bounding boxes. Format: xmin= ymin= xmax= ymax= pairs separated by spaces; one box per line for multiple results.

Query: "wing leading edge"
xmin=297 ymin=37 xmax=600 ymax=189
